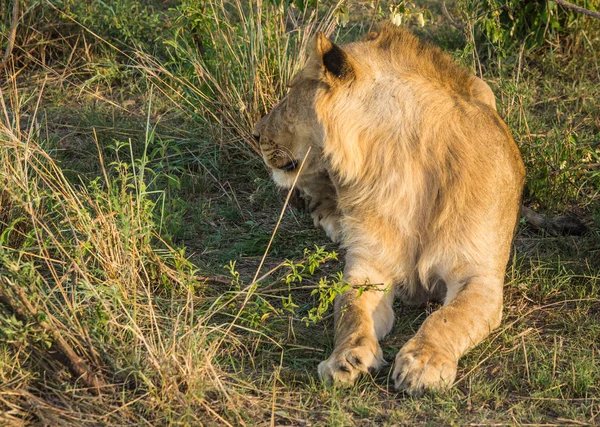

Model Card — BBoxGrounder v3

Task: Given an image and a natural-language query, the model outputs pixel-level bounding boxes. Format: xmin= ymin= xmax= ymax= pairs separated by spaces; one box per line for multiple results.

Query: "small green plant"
xmin=214 ymin=246 xmax=340 ymax=329
xmin=455 ymin=0 xmax=600 ymax=53
xmin=303 ymin=272 xmax=349 ymax=325
xmin=283 ymin=246 xmax=339 ymax=285
xmin=224 ymin=260 xmax=242 ymax=289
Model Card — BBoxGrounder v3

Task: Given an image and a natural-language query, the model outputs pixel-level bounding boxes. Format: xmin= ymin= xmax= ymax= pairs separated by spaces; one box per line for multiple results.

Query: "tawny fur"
xmin=253 ymin=24 xmax=525 ymax=395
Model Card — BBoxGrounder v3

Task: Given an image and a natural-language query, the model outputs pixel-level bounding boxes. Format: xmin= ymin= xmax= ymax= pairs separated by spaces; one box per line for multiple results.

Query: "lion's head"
xmin=252 ymin=57 xmax=342 ymax=241
xmin=252 ymin=69 xmax=325 ymax=189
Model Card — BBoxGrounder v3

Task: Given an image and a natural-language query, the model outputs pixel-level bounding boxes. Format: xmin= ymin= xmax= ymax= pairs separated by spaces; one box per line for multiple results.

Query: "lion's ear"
xmin=470 ymin=76 xmax=497 ymax=111
xmin=313 ymin=32 xmax=354 ymax=81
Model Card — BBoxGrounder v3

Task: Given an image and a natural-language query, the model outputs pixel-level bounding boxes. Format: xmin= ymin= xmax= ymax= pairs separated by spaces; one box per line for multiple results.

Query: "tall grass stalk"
xmin=141 ymin=0 xmax=343 ymax=154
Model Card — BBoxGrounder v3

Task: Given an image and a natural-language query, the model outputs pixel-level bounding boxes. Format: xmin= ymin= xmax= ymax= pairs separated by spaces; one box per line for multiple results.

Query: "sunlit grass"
xmin=0 ymin=0 xmax=599 ymax=425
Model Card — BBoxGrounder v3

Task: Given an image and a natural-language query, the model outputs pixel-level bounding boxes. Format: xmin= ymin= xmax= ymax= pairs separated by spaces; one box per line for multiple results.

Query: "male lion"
xmin=253 ymin=24 xmax=525 ymax=395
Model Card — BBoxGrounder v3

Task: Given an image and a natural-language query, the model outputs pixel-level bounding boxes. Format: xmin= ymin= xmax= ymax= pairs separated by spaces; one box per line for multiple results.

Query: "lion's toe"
xmin=318 ymin=344 xmax=385 ymax=387
xmin=393 ymin=340 xmax=457 ymax=396
xmin=320 ymin=215 xmax=342 ymax=243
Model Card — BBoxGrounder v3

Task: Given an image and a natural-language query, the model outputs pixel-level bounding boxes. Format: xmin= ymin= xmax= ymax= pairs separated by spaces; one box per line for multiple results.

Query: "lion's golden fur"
xmin=253 ymin=23 xmax=525 ymax=395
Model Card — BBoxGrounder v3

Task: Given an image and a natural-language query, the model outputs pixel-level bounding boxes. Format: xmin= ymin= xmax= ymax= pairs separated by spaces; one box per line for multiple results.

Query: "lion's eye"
xmin=279 ymin=160 xmax=298 ymax=171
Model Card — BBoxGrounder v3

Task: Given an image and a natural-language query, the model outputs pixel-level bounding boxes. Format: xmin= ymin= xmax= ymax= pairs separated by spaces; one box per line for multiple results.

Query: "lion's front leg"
xmin=318 ymin=259 xmax=396 ymax=386
xmin=393 ymin=273 xmax=503 ymax=395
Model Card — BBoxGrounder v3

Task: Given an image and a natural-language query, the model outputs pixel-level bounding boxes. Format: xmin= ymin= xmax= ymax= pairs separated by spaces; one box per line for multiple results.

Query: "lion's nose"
xmin=252 ymin=118 xmax=265 ymax=143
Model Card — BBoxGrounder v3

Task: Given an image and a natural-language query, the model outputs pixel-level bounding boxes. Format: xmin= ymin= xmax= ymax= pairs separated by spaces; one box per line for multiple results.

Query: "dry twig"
xmin=0 ymin=277 xmax=107 ymax=393
xmin=442 ymin=1 xmax=466 ymax=32
xmin=556 ymin=0 xmax=600 ymax=20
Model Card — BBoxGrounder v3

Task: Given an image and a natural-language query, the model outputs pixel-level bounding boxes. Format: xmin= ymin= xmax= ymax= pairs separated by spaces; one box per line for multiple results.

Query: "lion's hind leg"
xmin=393 ymin=271 xmax=503 ymax=395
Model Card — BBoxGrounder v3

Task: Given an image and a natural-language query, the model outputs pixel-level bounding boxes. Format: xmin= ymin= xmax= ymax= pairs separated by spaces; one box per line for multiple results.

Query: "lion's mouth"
xmin=278 ymin=160 xmax=299 ymax=171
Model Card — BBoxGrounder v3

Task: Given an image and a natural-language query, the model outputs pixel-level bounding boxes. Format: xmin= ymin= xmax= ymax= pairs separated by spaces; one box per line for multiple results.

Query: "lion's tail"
xmin=521 ymin=205 xmax=589 ymax=236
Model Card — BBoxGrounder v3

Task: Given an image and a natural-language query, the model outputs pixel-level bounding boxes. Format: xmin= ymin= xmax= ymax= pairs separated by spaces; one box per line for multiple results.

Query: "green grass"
xmin=1 ymin=0 xmax=599 ymax=425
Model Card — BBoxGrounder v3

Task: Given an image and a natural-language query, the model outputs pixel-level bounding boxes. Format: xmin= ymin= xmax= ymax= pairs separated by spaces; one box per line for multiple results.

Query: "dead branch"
xmin=0 ymin=277 xmax=107 ymax=393
xmin=0 ymin=0 xmax=19 ymax=72
xmin=555 ymin=0 xmax=600 ymax=20
xmin=521 ymin=205 xmax=588 ymax=236
xmin=442 ymin=1 xmax=466 ymax=33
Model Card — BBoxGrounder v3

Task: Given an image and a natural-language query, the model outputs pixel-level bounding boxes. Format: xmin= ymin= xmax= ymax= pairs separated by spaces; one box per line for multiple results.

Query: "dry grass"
xmin=0 ymin=1 xmax=599 ymax=425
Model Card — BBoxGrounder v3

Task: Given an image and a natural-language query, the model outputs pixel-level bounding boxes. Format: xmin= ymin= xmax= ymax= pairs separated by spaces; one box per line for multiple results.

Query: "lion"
xmin=253 ymin=24 xmax=526 ymax=395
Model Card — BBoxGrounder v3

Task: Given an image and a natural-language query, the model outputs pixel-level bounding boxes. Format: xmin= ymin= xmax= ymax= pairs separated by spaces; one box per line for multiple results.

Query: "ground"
xmin=0 ymin=0 xmax=599 ymax=425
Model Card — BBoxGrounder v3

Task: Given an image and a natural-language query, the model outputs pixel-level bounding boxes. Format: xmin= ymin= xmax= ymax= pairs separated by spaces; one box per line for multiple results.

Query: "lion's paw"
xmin=318 ymin=342 xmax=385 ymax=386
xmin=393 ymin=339 xmax=457 ymax=396
xmin=319 ymin=213 xmax=342 ymax=243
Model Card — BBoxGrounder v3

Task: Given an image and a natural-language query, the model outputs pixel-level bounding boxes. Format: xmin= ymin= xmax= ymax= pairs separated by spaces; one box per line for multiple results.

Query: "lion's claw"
xmin=318 ymin=342 xmax=385 ymax=387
